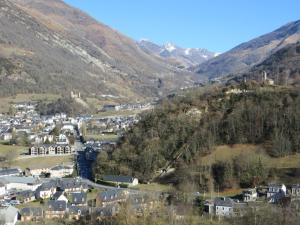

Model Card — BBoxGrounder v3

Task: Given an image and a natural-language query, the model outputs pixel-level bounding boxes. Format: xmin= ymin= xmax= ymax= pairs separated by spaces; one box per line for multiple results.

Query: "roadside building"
xmin=102 ymin=175 xmax=139 ymax=187
xmin=0 ymin=176 xmax=41 ymax=191
xmin=58 ymin=179 xmax=89 ymax=193
xmin=50 ymin=165 xmax=74 ymax=178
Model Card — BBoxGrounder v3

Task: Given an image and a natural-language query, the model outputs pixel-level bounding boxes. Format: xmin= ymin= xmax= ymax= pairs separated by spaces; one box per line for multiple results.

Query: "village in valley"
xmin=0 ymin=95 xmax=299 ymax=224
xmin=0 ymin=99 xmax=160 ymax=224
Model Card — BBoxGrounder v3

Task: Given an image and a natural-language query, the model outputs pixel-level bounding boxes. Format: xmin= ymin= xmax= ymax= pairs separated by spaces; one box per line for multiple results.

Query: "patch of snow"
xmin=203 ymin=55 xmax=208 ymax=58
xmin=214 ymin=52 xmax=221 ymax=57
xmin=185 ymin=48 xmax=191 ymax=55
xmin=164 ymin=43 xmax=176 ymax=52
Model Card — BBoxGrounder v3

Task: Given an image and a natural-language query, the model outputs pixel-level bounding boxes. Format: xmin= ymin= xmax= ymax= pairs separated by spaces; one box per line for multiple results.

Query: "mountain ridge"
xmin=0 ymin=0 xmax=195 ymax=99
xmin=195 ymin=20 xmax=300 ymax=80
xmin=138 ymin=39 xmax=216 ymax=69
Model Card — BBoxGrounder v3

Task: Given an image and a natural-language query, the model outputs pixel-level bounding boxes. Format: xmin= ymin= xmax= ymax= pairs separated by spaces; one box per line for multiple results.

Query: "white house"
xmin=56 ymin=134 xmax=69 ymax=145
xmin=35 ymin=182 xmax=57 ymax=199
xmin=205 ymin=197 xmax=246 ymax=217
xmin=0 ymin=176 xmax=42 ymax=191
xmin=0 ymin=206 xmax=18 ymax=225
xmin=50 ymin=165 xmax=74 ymax=178
xmin=243 ymin=188 xmax=257 ymax=202
xmin=291 ymin=184 xmax=300 ymax=197
xmin=214 ymin=197 xmax=235 ymax=217
xmin=267 ymin=184 xmax=286 ymax=203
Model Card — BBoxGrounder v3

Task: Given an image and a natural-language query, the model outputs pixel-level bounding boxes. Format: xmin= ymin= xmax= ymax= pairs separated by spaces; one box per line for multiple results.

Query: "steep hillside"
xmin=0 ymin=0 xmax=195 ymax=99
xmin=93 ymin=85 xmax=300 ymax=190
xmin=195 ymin=20 xmax=300 ymax=79
xmin=138 ymin=40 xmax=216 ymax=68
xmin=245 ymin=41 xmax=300 ymax=84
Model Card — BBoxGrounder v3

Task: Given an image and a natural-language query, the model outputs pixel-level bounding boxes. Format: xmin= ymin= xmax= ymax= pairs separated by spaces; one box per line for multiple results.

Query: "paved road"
xmin=74 ymin=140 xmax=95 ymax=180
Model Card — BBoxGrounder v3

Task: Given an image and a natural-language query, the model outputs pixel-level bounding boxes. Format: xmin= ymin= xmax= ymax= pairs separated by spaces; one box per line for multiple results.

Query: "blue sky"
xmin=64 ymin=0 xmax=300 ymax=53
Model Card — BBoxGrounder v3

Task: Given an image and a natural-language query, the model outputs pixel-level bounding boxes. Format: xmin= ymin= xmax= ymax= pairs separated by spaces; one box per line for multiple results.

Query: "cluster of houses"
xmin=86 ymin=115 xmax=138 ymax=137
xmin=0 ymin=173 xmax=156 ymax=224
xmin=29 ymin=144 xmax=75 ymax=156
xmin=0 ymin=102 xmax=73 ymax=143
xmin=204 ymin=184 xmax=300 ymax=217
xmin=100 ymin=102 xmax=155 ymax=112
xmin=0 ymin=162 xmax=74 ymax=180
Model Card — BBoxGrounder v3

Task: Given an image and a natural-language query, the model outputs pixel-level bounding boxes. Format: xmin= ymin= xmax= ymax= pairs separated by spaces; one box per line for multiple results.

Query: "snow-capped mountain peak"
xmin=137 ymin=39 xmax=216 ymax=68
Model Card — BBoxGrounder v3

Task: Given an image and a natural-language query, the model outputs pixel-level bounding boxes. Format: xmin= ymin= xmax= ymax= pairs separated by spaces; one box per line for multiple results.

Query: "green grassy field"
xmin=200 ymin=144 xmax=300 ymax=169
xmin=133 ymin=183 xmax=175 ymax=193
xmin=85 ymin=133 xmax=119 ymax=141
xmin=12 ymin=155 xmax=74 ymax=170
xmin=0 ymin=144 xmax=27 ymax=157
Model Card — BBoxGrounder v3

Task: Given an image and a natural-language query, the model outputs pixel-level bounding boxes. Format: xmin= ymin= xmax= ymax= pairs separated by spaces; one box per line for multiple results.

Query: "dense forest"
xmin=93 ymin=84 xmax=300 ymax=191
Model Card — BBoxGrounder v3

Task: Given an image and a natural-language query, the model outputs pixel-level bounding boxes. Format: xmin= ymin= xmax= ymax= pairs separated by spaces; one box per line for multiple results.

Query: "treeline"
xmin=93 ymin=85 xmax=300 ymax=188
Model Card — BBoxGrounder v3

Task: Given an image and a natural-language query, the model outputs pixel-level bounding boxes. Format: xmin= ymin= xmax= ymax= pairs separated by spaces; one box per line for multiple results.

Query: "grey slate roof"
xmin=0 ymin=176 xmax=41 ymax=185
xmin=102 ymin=175 xmax=135 ymax=183
xmin=16 ymin=190 xmax=35 ymax=199
xmin=20 ymin=207 xmax=43 ymax=217
xmin=214 ymin=197 xmax=235 ymax=207
xmin=70 ymin=192 xmax=87 ymax=205
xmin=52 ymin=191 xmax=65 ymax=200
xmin=98 ymin=189 xmax=125 ymax=202
xmin=0 ymin=168 xmax=20 ymax=177
xmin=68 ymin=206 xmax=90 ymax=215
xmin=47 ymin=200 xmax=67 ymax=212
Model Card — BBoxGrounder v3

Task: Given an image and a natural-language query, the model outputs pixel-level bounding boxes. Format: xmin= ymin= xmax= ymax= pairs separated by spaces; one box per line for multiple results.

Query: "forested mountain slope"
xmin=94 ymin=84 xmax=300 ymax=190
